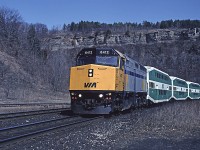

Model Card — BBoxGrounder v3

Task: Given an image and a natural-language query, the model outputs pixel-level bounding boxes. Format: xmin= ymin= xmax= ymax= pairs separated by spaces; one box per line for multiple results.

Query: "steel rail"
xmin=0 ymin=108 xmax=69 ymax=120
xmin=0 ymin=116 xmax=76 ymax=132
xmin=0 ymin=103 xmax=69 ymax=106
xmin=0 ymin=116 xmax=102 ymax=144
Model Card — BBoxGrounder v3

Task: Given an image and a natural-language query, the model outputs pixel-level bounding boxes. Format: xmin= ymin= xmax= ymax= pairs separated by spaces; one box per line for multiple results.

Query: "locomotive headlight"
xmin=99 ymin=94 xmax=103 ymax=98
xmin=88 ymin=73 xmax=93 ymax=77
xmin=88 ymin=69 xmax=93 ymax=77
xmin=78 ymin=94 xmax=82 ymax=98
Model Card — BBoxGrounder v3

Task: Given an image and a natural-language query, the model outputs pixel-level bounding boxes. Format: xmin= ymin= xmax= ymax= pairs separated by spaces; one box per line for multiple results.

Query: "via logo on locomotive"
xmin=84 ymin=82 xmax=97 ymax=88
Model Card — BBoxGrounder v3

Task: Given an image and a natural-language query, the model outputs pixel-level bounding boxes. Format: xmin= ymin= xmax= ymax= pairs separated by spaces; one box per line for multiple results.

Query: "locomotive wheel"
xmin=136 ymin=98 xmax=140 ymax=109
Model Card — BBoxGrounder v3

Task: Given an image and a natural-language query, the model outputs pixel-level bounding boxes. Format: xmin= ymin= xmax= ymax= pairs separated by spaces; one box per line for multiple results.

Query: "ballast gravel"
xmin=2 ymin=100 xmax=200 ymax=150
xmin=0 ymin=113 xmax=65 ymax=129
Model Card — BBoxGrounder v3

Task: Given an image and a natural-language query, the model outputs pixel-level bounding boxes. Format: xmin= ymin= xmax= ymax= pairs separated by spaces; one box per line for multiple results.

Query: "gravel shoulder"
xmin=2 ymin=100 xmax=200 ymax=150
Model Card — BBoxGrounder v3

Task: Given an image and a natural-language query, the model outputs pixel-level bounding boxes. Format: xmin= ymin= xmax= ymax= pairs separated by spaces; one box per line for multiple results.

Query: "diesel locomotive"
xmin=69 ymin=47 xmax=200 ymax=115
xmin=69 ymin=47 xmax=147 ymax=114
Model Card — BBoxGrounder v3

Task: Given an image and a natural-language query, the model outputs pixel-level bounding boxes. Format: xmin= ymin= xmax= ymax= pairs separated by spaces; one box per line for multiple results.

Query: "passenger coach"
xmin=145 ymin=66 xmax=172 ymax=103
xmin=170 ymin=77 xmax=188 ymax=100
xmin=187 ymin=82 xmax=200 ymax=100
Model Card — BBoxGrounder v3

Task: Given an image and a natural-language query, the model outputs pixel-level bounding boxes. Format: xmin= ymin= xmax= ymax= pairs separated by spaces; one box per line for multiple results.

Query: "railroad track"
xmin=0 ymin=108 xmax=69 ymax=120
xmin=0 ymin=115 xmax=102 ymax=147
xmin=0 ymin=103 xmax=69 ymax=107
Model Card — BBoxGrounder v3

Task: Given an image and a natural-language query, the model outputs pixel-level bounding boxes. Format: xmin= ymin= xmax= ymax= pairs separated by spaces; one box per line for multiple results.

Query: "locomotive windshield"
xmin=76 ymin=48 xmax=119 ymax=67
xmin=76 ymin=56 xmax=96 ymax=66
xmin=77 ymin=56 xmax=118 ymax=67
xmin=96 ymin=56 xmax=118 ymax=66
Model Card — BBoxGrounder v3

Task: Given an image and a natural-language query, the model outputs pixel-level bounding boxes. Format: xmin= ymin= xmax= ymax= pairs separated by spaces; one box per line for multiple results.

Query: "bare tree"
xmin=0 ymin=7 xmax=23 ymax=57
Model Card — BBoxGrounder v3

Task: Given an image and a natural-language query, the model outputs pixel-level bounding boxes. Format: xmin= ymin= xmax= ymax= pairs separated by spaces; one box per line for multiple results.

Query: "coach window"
xmin=173 ymin=87 xmax=177 ymax=91
xmin=149 ymin=82 xmax=155 ymax=88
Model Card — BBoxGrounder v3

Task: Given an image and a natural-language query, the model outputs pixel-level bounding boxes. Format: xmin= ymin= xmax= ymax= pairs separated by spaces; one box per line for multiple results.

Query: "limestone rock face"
xmin=45 ymin=28 xmax=200 ymax=50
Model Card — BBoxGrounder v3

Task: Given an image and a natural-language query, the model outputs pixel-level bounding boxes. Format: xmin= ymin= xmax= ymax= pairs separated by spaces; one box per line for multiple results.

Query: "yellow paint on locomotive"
xmin=69 ymin=64 xmax=124 ymax=91
xmin=115 ymin=68 xmax=124 ymax=91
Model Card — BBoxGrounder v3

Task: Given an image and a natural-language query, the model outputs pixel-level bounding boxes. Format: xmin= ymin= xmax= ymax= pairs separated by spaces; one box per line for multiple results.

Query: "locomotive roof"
xmin=78 ymin=47 xmax=145 ymax=67
xmin=78 ymin=47 xmax=125 ymax=58
xmin=114 ymin=49 xmax=125 ymax=59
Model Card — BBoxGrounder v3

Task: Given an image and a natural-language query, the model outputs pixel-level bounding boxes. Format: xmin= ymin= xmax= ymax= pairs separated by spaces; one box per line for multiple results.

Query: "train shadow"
xmin=60 ymin=110 xmax=74 ymax=116
xmin=60 ymin=110 xmax=102 ymax=118
xmin=80 ymin=114 xmax=102 ymax=118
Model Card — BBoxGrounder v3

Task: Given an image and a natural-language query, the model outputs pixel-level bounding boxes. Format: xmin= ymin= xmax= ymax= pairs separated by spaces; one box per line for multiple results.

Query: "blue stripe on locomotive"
xmin=124 ymin=55 xmax=147 ymax=93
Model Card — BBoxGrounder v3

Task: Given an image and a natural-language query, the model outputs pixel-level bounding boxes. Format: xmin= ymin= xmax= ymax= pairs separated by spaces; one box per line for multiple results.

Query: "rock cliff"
xmin=39 ymin=28 xmax=200 ymax=92
xmin=44 ymin=28 xmax=200 ymax=50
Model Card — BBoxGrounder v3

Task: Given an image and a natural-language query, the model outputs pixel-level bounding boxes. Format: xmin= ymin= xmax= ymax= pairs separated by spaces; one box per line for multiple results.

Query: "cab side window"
xmin=120 ymin=58 xmax=125 ymax=70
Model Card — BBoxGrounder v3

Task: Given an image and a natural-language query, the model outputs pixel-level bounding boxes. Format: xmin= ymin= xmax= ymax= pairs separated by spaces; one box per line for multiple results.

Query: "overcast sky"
xmin=0 ymin=0 xmax=199 ymax=29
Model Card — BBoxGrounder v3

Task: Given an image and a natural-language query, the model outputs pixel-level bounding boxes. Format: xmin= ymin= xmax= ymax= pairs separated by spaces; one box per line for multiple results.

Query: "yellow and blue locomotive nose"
xmin=69 ymin=64 xmax=123 ymax=91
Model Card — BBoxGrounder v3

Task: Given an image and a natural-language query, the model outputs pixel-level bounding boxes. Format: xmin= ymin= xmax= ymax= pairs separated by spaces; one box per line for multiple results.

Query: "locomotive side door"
xmin=120 ymin=58 xmax=125 ymax=91
xmin=134 ymin=68 xmax=136 ymax=92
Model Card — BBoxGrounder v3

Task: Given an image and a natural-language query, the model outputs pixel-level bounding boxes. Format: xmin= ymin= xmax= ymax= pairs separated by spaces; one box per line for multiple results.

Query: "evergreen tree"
xmin=70 ymin=22 xmax=76 ymax=31
xmin=62 ymin=23 xmax=67 ymax=31
xmin=143 ymin=21 xmax=152 ymax=28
